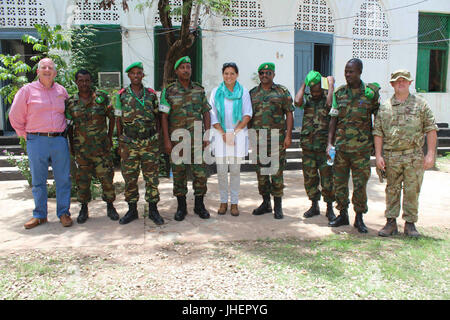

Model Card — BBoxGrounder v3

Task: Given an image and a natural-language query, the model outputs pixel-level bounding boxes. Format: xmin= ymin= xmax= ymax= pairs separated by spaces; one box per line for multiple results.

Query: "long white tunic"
xmin=209 ymin=86 xmax=252 ymax=158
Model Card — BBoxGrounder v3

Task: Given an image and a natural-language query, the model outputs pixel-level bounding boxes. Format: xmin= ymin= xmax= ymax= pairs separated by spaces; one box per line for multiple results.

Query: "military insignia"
xmin=265 ymin=65 xmax=268 ymax=69
xmin=329 ymin=108 xmax=339 ymax=116
xmin=95 ymin=95 xmax=105 ymax=104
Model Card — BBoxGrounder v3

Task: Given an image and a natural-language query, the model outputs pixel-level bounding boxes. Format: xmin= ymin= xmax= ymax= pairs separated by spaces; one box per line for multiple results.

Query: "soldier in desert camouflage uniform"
xmin=327 ymin=58 xmax=380 ymax=233
xmin=374 ymin=69 xmax=437 ymax=238
xmin=66 ymin=69 xmax=119 ymax=224
xmin=294 ymin=70 xmax=335 ymax=222
xmin=249 ymin=62 xmax=294 ymax=220
xmin=115 ymin=62 xmax=164 ymax=226
xmin=159 ymin=56 xmax=211 ymax=222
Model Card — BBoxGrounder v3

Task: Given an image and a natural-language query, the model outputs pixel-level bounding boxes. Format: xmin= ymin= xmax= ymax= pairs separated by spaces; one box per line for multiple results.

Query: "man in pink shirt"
xmin=9 ymin=58 xmax=73 ymax=229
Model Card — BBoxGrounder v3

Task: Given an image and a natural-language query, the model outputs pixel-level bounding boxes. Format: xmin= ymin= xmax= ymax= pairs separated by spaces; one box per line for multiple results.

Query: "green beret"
xmin=174 ymin=56 xmax=191 ymax=70
xmin=305 ymin=70 xmax=322 ymax=87
xmin=125 ymin=62 xmax=143 ymax=73
xmin=258 ymin=62 xmax=275 ymax=72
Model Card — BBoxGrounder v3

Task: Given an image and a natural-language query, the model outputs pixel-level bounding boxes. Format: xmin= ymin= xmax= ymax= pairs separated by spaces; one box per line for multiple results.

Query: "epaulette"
xmin=335 ymin=84 xmax=347 ymax=93
xmin=192 ymin=81 xmax=204 ymax=89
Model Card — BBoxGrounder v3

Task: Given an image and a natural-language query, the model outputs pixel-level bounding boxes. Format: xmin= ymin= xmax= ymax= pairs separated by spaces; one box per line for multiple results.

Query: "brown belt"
xmin=28 ymin=132 xmax=64 ymax=137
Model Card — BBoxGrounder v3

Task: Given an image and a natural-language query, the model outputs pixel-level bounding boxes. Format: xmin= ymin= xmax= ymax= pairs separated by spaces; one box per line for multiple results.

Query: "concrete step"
xmin=438 ymin=137 xmax=450 ymax=147
xmin=1 ymin=145 xmax=25 ymax=155
xmin=0 ymin=155 xmax=28 ymax=167
xmin=438 ymin=128 xmax=450 ymax=137
xmin=0 ymin=135 xmax=20 ymax=146
xmin=0 ymin=166 xmax=53 ymax=181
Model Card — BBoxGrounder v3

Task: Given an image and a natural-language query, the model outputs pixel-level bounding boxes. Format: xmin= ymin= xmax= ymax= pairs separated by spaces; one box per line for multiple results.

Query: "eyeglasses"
xmin=259 ymin=70 xmax=273 ymax=76
xmin=223 ymin=62 xmax=237 ymax=69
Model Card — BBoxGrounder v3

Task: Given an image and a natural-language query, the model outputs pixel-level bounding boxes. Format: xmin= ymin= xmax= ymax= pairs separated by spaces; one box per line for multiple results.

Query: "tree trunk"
xmin=160 ymin=0 xmax=197 ymax=88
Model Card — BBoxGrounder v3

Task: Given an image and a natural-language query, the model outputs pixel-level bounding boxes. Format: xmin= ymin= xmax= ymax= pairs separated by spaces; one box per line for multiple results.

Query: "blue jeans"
xmin=26 ymin=134 xmax=71 ymax=219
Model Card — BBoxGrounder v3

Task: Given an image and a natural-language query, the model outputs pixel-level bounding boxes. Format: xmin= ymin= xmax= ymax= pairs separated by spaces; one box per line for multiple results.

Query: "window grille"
xmin=73 ymin=0 xmax=120 ymax=24
xmin=294 ymin=0 xmax=334 ymax=33
xmin=0 ymin=0 xmax=47 ymax=27
xmin=222 ymin=0 xmax=265 ymax=28
xmin=352 ymin=0 xmax=389 ymax=60
xmin=154 ymin=0 xmax=201 ymax=26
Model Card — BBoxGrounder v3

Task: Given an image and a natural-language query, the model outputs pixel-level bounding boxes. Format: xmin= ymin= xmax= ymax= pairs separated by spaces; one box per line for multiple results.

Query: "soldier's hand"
xmin=376 ymin=156 xmax=386 ymax=171
xmin=423 ymin=154 xmax=435 ymax=170
xmin=164 ymin=140 xmax=173 ymax=155
xmin=327 ymin=76 xmax=335 ymax=86
xmin=283 ymin=136 xmax=292 ymax=150
xmin=326 ymin=144 xmax=333 ymax=159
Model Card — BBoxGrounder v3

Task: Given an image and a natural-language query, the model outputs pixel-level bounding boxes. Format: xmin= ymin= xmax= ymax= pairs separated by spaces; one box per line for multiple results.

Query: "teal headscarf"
xmin=214 ymin=81 xmax=243 ymax=130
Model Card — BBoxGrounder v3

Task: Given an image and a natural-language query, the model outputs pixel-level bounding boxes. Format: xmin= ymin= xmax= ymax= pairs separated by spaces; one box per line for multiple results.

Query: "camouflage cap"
xmin=305 ymin=70 xmax=322 ymax=87
xmin=390 ymin=69 xmax=413 ymax=82
xmin=258 ymin=62 xmax=275 ymax=72
xmin=125 ymin=61 xmax=143 ymax=73
xmin=174 ymin=56 xmax=191 ymax=70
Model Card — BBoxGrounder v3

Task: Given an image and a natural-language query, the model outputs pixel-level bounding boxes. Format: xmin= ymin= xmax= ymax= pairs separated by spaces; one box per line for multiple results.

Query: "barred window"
xmin=294 ymin=0 xmax=334 ymax=33
xmin=416 ymin=13 xmax=449 ymax=92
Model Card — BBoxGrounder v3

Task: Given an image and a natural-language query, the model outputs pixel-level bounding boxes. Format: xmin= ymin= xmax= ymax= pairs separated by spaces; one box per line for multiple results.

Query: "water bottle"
xmin=327 ymin=147 xmax=336 ymax=166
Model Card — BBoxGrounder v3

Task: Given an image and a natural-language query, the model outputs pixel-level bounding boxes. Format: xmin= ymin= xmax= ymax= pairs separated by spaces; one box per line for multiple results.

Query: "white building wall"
xmin=1 ymin=0 xmax=449 ymax=129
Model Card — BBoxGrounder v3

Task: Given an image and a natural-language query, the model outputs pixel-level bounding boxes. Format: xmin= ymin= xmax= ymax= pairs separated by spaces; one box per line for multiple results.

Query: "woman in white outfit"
xmin=209 ymin=62 xmax=252 ymax=216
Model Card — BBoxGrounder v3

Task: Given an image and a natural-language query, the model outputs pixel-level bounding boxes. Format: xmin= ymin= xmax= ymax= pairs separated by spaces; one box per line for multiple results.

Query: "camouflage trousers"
xmin=119 ymin=136 xmax=160 ymax=204
xmin=334 ymin=150 xmax=371 ymax=213
xmin=302 ymin=149 xmax=334 ymax=202
xmin=255 ymin=137 xmax=286 ymax=197
xmin=171 ymin=146 xmax=208 ymax=197
xmin=385 ymin=150 xmax=424 ymax=223
xmin=75 ymin=152 xmax=115 ymax=204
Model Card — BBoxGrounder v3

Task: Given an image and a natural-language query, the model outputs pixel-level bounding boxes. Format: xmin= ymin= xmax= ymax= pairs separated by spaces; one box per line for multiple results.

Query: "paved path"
xmin=0 ymin=168 xmax=449 ymax=251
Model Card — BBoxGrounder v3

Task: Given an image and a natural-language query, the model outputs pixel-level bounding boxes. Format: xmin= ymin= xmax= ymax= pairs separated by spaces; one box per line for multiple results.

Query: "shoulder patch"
xmin=146 ymin=87 xmax=156 ymax=95
xmin=367 ymin=83 xmax=380 ymax=92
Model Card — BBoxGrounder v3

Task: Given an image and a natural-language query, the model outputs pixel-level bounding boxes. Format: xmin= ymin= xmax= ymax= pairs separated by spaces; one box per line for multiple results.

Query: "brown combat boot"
xmin=404 ymin=222 xmax=420 ymax=238
xmin=217 ymin=203 xmax=228 ymax=215
xmin=378 ymin=218 xmax=398 ymax=237
xmin=230 ymin=204 xmax=239 ymax=216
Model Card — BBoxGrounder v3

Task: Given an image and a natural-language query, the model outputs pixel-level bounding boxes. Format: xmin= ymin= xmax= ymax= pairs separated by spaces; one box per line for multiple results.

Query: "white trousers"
xmin=216 ymin=156 xmax=243 ymax=204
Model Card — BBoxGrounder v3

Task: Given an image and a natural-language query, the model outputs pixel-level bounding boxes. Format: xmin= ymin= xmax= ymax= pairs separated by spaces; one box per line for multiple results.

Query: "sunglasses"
xmin=259 ymin=70 xmax=273 ymax=76
xmin=223 ymin=62 xmax=237 ymax=69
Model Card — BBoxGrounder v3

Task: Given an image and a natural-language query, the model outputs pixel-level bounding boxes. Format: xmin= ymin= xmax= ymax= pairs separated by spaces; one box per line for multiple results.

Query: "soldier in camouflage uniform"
xmin=327 ymin=58 xmax=380 ymax=233
xmin=159 ymin=56 xmax=211 ymax=222
xmin=249 ymin=62 xmax=294 ymax=219
xmin=115 ymin=62 xmax=164 ymax=225
xmin=66 ymin=69 xmax=119 ymax=224
xmin=374 ymin=69 xmax=437 ymax=238
xmin=294 ymin=70 xmax=336 ymax=222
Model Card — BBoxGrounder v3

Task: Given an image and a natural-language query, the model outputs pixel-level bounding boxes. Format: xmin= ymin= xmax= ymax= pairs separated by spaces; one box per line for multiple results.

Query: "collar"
xmin=391 ymin=93 xmax=412 ymax=106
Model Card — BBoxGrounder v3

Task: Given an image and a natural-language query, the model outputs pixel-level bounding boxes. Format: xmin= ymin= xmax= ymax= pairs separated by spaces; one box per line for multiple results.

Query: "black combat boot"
xmin=148 ymin=202 xmax=164 ymax=225
xmin=303 ymin=200 xmax=320 ymax=218
xmin=378 ymin=218 xmax=398 ymax=237
xmin=194 ymin=196 xmax=210 ymax=219
xmin=252 ymin=195 xmax=272 ymax=215
xmin=119 ymin=202 xmax=138 ymax=225
xmin=273 ymin=197 xmax=283 ymax=219
xmin=174 ymin=196 xmax=188 ymax=221
xmin=325 ymin=202 xmax=336 ymax=222
xmin=354 ymin=212 xmax=368 ymax=233
xmin=77 ymin=203 xmax=89 ymax=224
xmin=106 ymin=202 xmax=119 ymax=221
xmin=328 ymin=208 xmax=349 ymax=227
